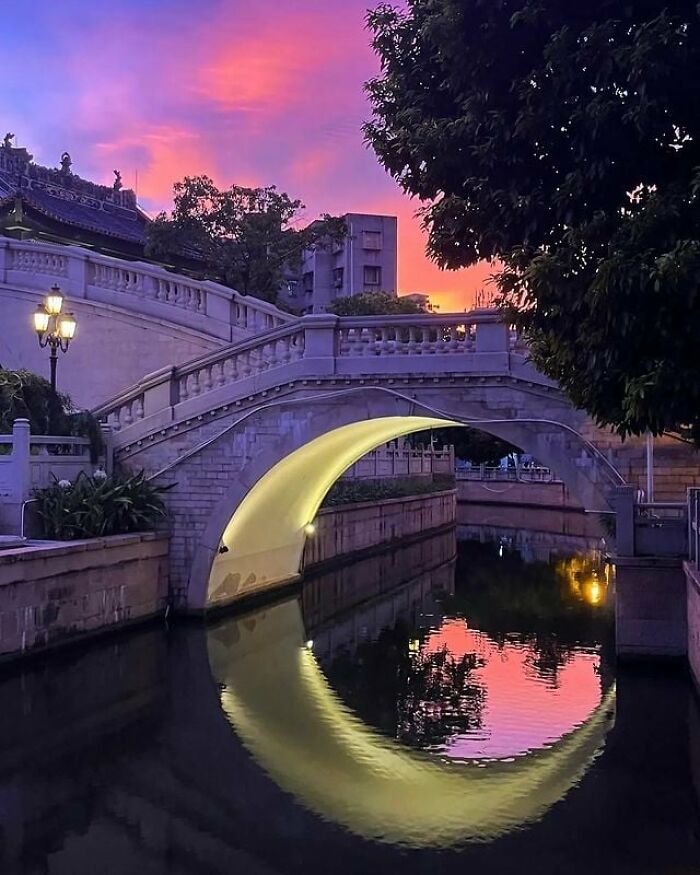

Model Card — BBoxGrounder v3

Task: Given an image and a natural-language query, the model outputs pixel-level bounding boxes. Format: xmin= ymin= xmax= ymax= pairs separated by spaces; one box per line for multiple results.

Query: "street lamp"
xmin=33 ymin=285 xmax=77 ymax=392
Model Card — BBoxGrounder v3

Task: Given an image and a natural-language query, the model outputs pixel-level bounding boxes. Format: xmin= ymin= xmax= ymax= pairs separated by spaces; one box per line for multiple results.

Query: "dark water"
xmin=0 ymin=520 xmax=699 ymax=874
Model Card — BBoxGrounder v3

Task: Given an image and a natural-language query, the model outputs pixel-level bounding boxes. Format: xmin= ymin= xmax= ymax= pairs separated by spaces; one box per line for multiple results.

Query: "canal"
xmin=0 ymin=511 xmax=698 ymax=874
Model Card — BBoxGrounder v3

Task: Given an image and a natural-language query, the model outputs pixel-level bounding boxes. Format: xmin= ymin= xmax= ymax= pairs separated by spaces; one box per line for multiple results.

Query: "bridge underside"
xmin=208 ymin=415 xmax=461 ymax=607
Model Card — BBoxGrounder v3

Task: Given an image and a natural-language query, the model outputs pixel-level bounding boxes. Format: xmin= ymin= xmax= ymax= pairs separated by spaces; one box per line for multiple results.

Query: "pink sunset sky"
xmin=1 ymin=0 xmax=492 ymax=311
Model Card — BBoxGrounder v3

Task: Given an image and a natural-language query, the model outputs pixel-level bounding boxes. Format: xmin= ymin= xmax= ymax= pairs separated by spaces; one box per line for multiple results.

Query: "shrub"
xmin=322 ymin=475 xmax=454 ymax=507
xmin=33 ymin=470 xmax=173 ymax=540
xmin=0 ymin=367 xmax=103 ymax=461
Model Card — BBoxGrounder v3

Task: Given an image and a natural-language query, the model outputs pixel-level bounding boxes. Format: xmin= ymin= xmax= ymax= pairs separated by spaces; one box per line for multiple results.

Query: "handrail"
xmin=0 ymin=238 xmax=293 ymax=338
xmin=92 ymin=311 xmax=534 ymax=431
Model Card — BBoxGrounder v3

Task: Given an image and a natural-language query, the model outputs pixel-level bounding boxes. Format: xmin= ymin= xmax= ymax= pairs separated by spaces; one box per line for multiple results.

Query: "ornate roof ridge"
xmin=0 ymin=135 xmax=138 ymax=212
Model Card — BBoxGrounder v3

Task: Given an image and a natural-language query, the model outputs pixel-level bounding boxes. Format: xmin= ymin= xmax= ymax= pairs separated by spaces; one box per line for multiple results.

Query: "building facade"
xmin=279 ymin=213 xmax=398 ymax=313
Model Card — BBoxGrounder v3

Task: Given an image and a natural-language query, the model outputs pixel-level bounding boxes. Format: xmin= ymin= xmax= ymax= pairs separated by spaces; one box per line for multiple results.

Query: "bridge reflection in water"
xmin=208 ymin=526 xmax=616 ymax=848
xmin=0 ymin=526 xmax=698 ymax=874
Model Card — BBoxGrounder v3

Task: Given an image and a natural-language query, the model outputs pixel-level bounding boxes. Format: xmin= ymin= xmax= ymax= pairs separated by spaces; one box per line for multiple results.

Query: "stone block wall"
xmin=614 ymin=556 xmax=687 ymax=659
xmin=303 ymin=489 xmax=456 ymax=569
xmin=0 ymin=533 xmax=169 ymax=659
xmin=456 ymin=478 xmax=582 ymax=510
xmin=580 ymin=425 xmax=700 ymax=501
xmin=687 ymin=564 xmax=700 ymax=694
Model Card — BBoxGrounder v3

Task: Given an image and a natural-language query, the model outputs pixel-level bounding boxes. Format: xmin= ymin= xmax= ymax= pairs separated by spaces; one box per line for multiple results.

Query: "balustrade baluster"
xmin=203 ymin=366 xmax=213 ymax=393
xmin=215 ymin=361 xmax=226 ymax=387
xmin=180 ymin=374 xmax=190 ymax=401
xmin=225 ymin=356 xmax=238 ymax=383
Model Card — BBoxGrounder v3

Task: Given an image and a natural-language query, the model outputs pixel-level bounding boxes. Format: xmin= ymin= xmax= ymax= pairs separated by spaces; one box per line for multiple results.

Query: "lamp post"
xmin=32 ymin=285 xmax=77 ymax=392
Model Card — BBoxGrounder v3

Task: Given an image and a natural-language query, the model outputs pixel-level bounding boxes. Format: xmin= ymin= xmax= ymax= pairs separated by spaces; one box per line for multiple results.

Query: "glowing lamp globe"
xmin=33 ymin=306 xmax=49 ymax=335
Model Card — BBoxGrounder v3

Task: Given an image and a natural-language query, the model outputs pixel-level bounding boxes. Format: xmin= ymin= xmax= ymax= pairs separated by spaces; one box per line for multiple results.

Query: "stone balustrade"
xmin=0 ymin=238 xmax=292 ymax=343
xmin=342 ymin=444 xmax=455 ymax=479
xmin=93 ymin=311 xmax=533 ymax=439
xmin=0 ymin=418 xmax=113 ymax=535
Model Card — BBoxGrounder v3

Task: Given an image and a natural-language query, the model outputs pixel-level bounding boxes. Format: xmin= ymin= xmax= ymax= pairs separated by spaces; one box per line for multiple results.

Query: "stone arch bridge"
xmin=95 ymin=311 xmax=637 ymax=612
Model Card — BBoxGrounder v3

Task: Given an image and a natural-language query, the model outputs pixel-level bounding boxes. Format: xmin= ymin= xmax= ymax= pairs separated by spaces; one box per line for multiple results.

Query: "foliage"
xmin=411 ymin=426 xmax=519 ymax=466
xmin=365 ymin=1 xmax=700 ymax=443
xmin=321 ymin=474 xmax=453 ymax=507
xmin=0 ymin=367 xmax=103 ymax=461
xmin=324 ymin=621 xmax=485 ymax=751
xmin=326 ymin=291 xmax=427 ymax=316
xmin=145 ymin=175 xmax=347 ymax=303
xmin=33 ymin=470 xmax=173 ymax=540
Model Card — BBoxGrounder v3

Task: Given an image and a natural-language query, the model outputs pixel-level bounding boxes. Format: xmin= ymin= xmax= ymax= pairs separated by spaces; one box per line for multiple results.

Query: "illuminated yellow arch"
xmin=207 ymin=598 xmax=616 ymax=848
xmin=208 ymin=415 xmax=461 ymax=605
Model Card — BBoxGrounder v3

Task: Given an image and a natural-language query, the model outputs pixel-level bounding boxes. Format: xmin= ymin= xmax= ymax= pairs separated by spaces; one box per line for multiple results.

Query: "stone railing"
xmin=610 ymin=485 xmax=689 ymax=558
xmin=93 ymin=311 xmax=536 ymax=438
xmin=457 ymin=465 xmax=559 ymax=483
xmin=335 ymin=312 xmax=518 ymax=358
xmin=0 ymin=419 xmax=115 ymax=535
xmin=0 ymin=419 xmax=111 ymax=502
xmin=342 ymin=445 xmax=455 ymax=479
xmin=0 ymin=238 xmax=292 ymax=342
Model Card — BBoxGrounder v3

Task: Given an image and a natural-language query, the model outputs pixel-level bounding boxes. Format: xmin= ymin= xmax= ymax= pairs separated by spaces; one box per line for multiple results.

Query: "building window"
xmin=363 ymin=265 xmax=382 ymax=286
xmin=362 ymin=230 xmax=382 ymax=250
xmin=303 ymin=271 xmax=314 ymax=293
xmin=332 ymin=267 xmax=344 ymax=289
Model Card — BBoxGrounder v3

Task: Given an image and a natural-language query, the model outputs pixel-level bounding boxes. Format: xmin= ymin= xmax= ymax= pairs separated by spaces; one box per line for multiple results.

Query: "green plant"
xmin=34 ymin=470 xmax=173 ymax=540
xmin=322 ymin=475 xmax=453 ymax=508
xmin=0 ymin=367 xmax=103 ymax=461
xmin=365 ymin=1 xmax=700 ymax=443
xmin=326 ymin=292 xmax=426 ymax=316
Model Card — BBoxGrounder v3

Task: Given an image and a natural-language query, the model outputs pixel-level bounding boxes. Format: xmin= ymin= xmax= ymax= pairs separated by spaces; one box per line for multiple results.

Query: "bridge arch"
xmin=179 ymin=387 xmax=620 ymax=611
xmin=97 ymin=312 xmax=625 ymax=610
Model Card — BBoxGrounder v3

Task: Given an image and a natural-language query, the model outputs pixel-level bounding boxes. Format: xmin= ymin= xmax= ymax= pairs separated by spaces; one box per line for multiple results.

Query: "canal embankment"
xmin=0 ymin=532 xmax=169 ymax=659
xmin=304 ymin=486 xmax=457 ymax=571
xmin=456 ymin=475 xmax=582 ymax=510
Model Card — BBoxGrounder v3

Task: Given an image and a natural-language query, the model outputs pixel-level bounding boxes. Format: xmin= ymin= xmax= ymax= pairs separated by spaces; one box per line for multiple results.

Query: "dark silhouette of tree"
xmin=366 ymin=2 xmax=700 ymax=444
xmin=145 ymin=176 xmax=346 ymax=303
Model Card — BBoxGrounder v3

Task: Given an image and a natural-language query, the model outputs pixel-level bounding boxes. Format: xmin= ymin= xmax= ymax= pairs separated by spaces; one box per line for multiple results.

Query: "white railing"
xmin=0 ymin=419 xmax=99 ymax=501
xmin=0 ymin=238 xmax=292 ymax=342
xmin=93 ymin=311 xmax=535 ymax=437
xmin=335 ymin=312 xmax=520 ymax=357
xmin=342 ymin=445 xmax=455 ymax=479
xmin=457 ymin=465 xmax=558 ymax=483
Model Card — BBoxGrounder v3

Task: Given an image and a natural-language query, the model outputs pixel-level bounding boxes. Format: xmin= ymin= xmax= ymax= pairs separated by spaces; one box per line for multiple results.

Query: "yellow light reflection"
xmin=558 ymin=554 xmax=610 ymax=608
xmin=207 ymin=599 xmax=616 ymax=849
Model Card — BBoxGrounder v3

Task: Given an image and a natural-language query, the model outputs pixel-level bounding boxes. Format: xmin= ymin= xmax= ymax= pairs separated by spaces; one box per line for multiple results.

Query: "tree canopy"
xmin=326 ymin=291 xmax=427 ymax=315
xmin=145 ymin=176 xmax=346 ymax=304
xmin=365 ymin=1 xmax=700 ymax=443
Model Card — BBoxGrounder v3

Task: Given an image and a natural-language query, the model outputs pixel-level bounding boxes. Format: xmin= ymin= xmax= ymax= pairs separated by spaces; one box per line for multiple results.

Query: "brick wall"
xmin=0 ymin=533 xmax=169 ymax=659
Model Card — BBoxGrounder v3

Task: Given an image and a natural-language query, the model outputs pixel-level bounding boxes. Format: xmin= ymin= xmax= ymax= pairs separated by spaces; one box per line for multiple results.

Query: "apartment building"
xmin=279 ymin=213 xmax=398 ymax=312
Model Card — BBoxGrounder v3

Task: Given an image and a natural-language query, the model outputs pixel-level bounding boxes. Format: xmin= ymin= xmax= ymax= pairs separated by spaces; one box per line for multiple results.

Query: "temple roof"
xmin=0 ymin=138 xmax=149 ymax=245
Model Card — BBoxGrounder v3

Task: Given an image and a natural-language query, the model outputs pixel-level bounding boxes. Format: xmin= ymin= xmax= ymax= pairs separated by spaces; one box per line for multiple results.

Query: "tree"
xmin=365 ymin=2 xmax=700 ymax=443
xmin=145 ymin=176 xmax=346 ymax=304
xmin=326 ymin=291 xmax=427 ymax=315
xmin=0 ymin=367 xmax=102 ymax=460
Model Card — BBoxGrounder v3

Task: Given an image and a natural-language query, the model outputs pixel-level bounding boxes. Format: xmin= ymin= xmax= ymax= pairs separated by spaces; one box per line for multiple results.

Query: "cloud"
xmin=1 ymin=0 xmax=488 ymax=310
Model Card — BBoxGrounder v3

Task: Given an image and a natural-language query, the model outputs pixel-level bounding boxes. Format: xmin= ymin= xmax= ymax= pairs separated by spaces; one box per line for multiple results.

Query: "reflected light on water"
xmin=418 ymin=620 xmax=603 ymax=760
xmin=208 ymin=599 xmax=616 ymax=849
